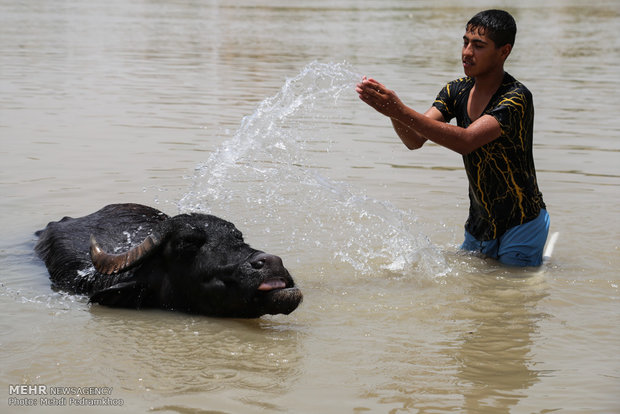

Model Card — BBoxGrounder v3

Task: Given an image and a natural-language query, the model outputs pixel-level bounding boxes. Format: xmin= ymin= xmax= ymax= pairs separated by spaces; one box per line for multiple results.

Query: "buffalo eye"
xmin=202 ymin=278 xmax=226 ymax=291
xmin=170 ymin=233 xmax=205 ymax=254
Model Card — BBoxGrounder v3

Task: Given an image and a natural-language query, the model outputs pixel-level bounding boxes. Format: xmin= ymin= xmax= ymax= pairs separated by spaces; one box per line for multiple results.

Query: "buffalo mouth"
xmin=258 ymin=277 xmax=288 ymax=291
xmin=257 ymin=277 xmax=303 ymax=315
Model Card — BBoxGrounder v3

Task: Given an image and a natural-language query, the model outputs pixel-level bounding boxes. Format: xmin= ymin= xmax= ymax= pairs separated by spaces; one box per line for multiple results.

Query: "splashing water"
xmin=178 ymin=61 xmax=450 ymax=279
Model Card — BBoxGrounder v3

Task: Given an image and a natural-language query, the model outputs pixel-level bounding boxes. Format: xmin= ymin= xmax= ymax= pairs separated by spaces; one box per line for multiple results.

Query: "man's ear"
xmin=500 ymin=43 xmax=512 ymax=61
xmin=89 ymin=281 xmax=148 ymax=308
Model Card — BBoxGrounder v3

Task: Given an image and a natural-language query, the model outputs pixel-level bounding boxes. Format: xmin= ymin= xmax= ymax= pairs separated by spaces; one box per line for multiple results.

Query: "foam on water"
xmin=178 ymin=62 xmax=450 ymax=279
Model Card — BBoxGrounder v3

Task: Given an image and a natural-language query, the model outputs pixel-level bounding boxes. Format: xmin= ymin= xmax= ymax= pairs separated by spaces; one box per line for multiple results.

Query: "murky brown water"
xmin=1 ymin=1 xmax=619 ymax=413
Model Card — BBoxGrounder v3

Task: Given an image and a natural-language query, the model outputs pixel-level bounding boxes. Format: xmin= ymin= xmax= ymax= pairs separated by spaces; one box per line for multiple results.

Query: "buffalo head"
xmin=35 ymin=204 xmax=303 ymax=318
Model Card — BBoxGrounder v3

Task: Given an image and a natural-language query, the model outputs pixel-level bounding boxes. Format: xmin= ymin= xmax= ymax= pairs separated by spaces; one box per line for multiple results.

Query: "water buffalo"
xmin=34 ymin=203 xmax=302 ymax=318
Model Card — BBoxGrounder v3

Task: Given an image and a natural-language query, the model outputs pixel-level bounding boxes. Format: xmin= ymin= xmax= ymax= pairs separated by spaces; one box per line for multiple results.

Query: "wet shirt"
xmin=432 ymin=73 xmax=545 ymax=240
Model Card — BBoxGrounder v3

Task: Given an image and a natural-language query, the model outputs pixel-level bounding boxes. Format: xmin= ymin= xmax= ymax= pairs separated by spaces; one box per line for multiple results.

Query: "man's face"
xmin=462 ymin=27 xmax=510 ymax=78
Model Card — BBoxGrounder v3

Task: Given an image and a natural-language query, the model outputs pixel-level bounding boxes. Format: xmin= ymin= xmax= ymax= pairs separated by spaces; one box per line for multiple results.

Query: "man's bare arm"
xmin=392 ymin=108 xmax=501 ymax=155
xmin=391 ymin=107 xmax=445 ymax=150
xmin=357 ymin=78 xmax=502 ymax=155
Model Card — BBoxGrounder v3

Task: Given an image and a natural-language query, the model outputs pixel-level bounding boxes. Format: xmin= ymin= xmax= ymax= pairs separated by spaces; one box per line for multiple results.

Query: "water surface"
xmin=1 ymin=1 xmax=619 ymax=413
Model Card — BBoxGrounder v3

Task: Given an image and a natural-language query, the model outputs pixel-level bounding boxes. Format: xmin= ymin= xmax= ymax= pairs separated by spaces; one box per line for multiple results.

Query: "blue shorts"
xmin=461 ymin=209 xmax=550 ymax=267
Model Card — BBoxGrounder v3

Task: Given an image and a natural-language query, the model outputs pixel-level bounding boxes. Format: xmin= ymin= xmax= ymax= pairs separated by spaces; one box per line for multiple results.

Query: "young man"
xmin=356 ymin=9 xmax=549 ymax=267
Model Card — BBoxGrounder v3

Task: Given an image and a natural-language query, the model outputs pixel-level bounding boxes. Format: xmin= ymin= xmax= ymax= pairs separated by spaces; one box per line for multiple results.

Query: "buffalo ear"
xmin=89 ymin=281 xmax=148 ymax=308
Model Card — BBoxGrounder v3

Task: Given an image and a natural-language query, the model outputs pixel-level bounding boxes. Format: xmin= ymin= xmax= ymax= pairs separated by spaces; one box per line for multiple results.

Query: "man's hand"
xmin=355 ymin=76 xmax=404 ymax=119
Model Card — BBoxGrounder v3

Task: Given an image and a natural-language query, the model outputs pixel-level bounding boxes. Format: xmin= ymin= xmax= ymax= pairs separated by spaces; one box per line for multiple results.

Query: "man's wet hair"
xmin=466 ymin=9 xmax=517 ymax=48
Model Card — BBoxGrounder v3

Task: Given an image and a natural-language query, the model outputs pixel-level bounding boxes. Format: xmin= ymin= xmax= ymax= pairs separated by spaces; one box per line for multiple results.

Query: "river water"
xmin=1 ymin=1 xmax=618 ymax=413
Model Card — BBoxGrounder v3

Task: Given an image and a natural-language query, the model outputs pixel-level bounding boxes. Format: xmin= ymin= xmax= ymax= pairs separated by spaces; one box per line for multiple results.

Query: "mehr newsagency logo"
xmin=8 ymin=384 xmax=124 ymax=407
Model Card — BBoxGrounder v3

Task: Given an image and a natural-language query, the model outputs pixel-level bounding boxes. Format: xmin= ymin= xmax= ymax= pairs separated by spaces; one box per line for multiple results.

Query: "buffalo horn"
xmin=90 ymin=233 xmax=162 ymax=275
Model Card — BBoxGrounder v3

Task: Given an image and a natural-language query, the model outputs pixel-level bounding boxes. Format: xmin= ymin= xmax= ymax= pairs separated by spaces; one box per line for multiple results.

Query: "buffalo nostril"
xmin=250 ymin=253 xmax=283 ymax=270
xmin=251 ymin=259 xmax=266 ymax=269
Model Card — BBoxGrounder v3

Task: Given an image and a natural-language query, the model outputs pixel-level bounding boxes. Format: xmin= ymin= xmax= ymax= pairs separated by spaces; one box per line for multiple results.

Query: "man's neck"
xmin=473 ymin=69 xmax=505 ymax=95
xmin=467 ymin=68 xmax=506 ymax=121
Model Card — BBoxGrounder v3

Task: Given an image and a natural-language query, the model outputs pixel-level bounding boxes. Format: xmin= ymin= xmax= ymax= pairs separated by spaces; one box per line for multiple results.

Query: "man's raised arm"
xmin=356 ymin=77 xmax=502 ymax=155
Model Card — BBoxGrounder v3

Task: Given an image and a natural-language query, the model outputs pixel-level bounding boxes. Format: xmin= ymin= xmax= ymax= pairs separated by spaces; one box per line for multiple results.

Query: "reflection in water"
xmin=451 ymin=270 xmax=550 ymax=413
xmin=349 ymin=262 xmax=551 ymax=413
xmin=85 ymin=306 xmax=304 ymax=396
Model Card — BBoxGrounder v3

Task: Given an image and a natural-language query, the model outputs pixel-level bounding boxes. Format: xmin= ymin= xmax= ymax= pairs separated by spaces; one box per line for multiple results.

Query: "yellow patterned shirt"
xmin=432 ymin=73 xmax=546 ymax=240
